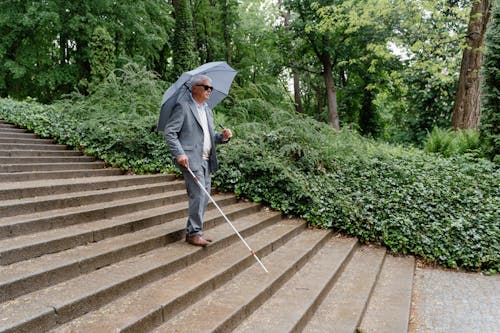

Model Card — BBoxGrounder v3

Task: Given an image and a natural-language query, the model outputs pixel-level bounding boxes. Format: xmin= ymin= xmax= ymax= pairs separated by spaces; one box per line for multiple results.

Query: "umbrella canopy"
xmin=157 ymin=61 xmax=237 ymax=131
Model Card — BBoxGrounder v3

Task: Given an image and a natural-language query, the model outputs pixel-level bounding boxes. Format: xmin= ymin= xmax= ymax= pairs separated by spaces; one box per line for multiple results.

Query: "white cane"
xmin=186 ymin=167 xmax=269 ymax=273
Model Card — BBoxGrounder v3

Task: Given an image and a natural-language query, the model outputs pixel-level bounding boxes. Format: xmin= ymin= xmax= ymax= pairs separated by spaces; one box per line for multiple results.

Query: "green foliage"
xmin=214 ymin=121 xmax=498 ymax=273
xmin=283 ymin=0 xmax=418 ymax=138
xmin=232 ymin=0 xmax=284 ymax=85
xmin=0 ymin=0 xmax=172 ymax=102
xmin=481 ymin=1 xmax=500 ymax=161
xmin=171 ymin=0 xmax=197 ymax=79
xmin=424 ymin=127 xmax=482 ymax=157
xmin=212 ymin=86 xmax=499 ymax=273
xmin=393 ymin=0 xmax=469 ymax=143
xmin=191 ymin=0 xmax=238 ymax=64
xmin=0 ymin=1 xmax=77 ymax=102
xmin=0 ymin=63 xmax=175 ymax=174
xmin=0 ymin=0 xmax=477 ymax=148
xmin=1 ymin=72 xmax=498 ymax=273
xmin=62 ymin=62 xmax=167 ymax=118
xmin=88 ymin=26 xmax=116 ymax=90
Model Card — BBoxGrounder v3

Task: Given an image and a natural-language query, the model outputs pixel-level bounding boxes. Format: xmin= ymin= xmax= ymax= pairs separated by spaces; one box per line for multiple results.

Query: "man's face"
xmin=192 ymin=79 xmax=213 ymax=103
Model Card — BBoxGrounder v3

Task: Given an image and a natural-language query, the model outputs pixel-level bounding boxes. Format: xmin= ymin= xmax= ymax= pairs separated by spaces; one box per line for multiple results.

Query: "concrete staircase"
xmin=0 ymin=120 xmax=415 ymax=333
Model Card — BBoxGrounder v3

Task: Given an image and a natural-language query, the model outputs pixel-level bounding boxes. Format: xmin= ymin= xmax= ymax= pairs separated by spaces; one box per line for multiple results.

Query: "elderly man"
xmin=164 ymin=74 xmax=233 ymax=246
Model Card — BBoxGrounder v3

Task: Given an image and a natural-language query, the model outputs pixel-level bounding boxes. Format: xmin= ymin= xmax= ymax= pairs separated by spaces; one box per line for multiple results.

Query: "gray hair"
xmin=191 ymin=74 xmax=212 ymax=86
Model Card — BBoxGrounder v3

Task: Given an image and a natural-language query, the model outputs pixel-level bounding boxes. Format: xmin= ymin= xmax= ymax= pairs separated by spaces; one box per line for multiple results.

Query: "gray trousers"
xmin=182 ymin=160 xmax=211 ymax=237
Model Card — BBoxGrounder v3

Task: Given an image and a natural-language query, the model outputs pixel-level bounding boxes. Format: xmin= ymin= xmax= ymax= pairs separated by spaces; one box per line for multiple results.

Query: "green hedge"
xmin=0 ymin=64 xmax=176 ymax=174
xmin=0 ymin=98 xmax=175 ymax=174
xmin=213 ymin=117 xmax=499 ymax=273
xmin=1 ymin=68 xmax=498 ymax=273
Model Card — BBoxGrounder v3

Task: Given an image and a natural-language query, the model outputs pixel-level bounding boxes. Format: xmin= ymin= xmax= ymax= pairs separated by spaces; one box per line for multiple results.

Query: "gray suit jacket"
xmin=164 ymin=93 xmax=225 ymax=172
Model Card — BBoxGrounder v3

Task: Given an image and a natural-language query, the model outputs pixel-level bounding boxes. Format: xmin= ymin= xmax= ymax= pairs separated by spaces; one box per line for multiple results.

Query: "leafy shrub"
xmin=214 ymin=109 xmax=499 ymax=273
xmin=424 ymin=127 xmax=482 ymax=157
xmin=0 ymin=63 xmax=176 ymax=174
xmin=1 ymin=65 xmax=498 ymax=273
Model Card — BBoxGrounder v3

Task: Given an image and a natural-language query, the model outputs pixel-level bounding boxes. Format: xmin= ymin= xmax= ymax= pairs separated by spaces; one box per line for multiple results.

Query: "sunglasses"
xmin=195 ymin=84 xmax=213 ymax=91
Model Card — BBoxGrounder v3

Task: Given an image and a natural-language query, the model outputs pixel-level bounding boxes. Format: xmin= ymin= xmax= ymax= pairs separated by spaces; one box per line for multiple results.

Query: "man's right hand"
xmin=176 ymin=155 xmax=189 ymax=168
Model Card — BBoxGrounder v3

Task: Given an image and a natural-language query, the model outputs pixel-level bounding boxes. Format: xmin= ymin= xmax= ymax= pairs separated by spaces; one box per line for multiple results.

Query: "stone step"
xmin=0 ymin=189 xmax=218 ymax=240
xmin=49 ymin=218 xmax=307 ymax=333
xmin=0 ymin=121 xmax=18 ymax=127
xmin=0 ymin=179 xmax=185 ymax=218
xmin=0 ymin=137 xmax=54 ymax=145
xmin=0 ymin=174 xmax=175 ymax=200
xmin=0 ymin=156 xmax=96 ymax=164
xmin=0 ymin=195 xmax=240 ymax=265
xmin=0 ymin=127 xmax=28 ymax=133
xmin=232 ymin=236 xmax=358 ymax=333
xmin=158 ymin=234 xmax=358 ymax=333
xmin=0 ymin=211 xmax=290 ymax=333
xmin=0 ymin=131 xmax=38 ymax=138
xmin=0 ymin=201 xmax=261 ymax=302
xmin=0 ymin=120 xmax=416 ymax=333
xmin=302 ymin=245 xmax=387 ymax=333
xmin=0 ymin=150 xmax=82 ymax=157
xmin=0 ymin=143 xmax=68 ymax=150
xmin=0 ymin=123 xmax=27 ymax=130
xmin=0 ymin=187 xmax=190 ymax=266
xmin=358 ymin=255 xmax=415 ymax=333
xmin=0 ymin=161 xmax=106 ymax=173
xmin=0 ymin=168 xmax=123 ymax=182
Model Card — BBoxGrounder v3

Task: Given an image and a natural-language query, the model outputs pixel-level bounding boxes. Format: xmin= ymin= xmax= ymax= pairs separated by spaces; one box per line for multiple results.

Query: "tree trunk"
xmin=220 ymin=0 xmax=233 ymax=63
xmin=293 ymin=68 xmax=303 ymax=113
xmin=281 ymin=7 xmax=303 ymax=114
xmin=315 ymin=83 xmax=323 ymax=117
xmin=451 ymin=0 xmax=493 ymax=130
xmin=321 ymin=54 xmax=340 ymax=130
xmin=172 ymin=0 xmax=196 ymax=79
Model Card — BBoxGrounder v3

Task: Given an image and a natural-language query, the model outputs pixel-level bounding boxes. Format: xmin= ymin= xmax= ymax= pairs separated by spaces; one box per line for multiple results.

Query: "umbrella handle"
xmin=216 ymin=121 xmax=232 ymax=142
xmin=216 ymin=120 xmax=226 ymax=130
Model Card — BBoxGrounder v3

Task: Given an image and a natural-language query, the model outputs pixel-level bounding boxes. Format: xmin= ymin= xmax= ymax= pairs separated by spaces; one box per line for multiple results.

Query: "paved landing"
xmin=410 ymin=266 xmax=500 ymax=333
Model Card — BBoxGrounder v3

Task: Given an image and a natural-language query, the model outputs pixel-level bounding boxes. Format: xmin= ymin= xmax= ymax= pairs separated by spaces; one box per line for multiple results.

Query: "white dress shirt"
xmin=195 ymin=102 xmax=212 ymax=161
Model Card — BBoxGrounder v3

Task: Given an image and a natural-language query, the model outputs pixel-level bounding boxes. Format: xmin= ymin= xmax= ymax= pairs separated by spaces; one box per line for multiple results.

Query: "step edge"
xmin=0 ymin=213 xmax=289 ymax=333
xmin=0 ymin=202 xmax=262 ymax=302
xmin=212 ymin=230 xmax=335 ymax=333
xmin=0 ymin=192 xmax=234 ymax=263
xmin=0 ymin=181 xmax=186 ymax=218
xmin=69 ymin=218 xmax=305 ymax=333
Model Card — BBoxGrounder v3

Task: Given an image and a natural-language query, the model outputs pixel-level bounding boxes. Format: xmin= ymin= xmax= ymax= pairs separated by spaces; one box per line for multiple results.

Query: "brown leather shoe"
xmin=202 ymin=235 xmax=213 ymax=242
xmin=186 ymin=235 xmax=209 ymax=247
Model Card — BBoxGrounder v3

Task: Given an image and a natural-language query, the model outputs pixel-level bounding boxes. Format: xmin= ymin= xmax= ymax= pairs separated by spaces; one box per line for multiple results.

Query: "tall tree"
xmin=278 ymin=3 xmax=304 ymax=113
xmin=391 ymin=0 xmax=470 ymax=143
xmin=192 ymin=0 xmax=221 ymax=64
xmin=284 ymin=0 xmax=342 ymax=129
xmin=88 ymin=26 xmax=116 ymax=91
xmin=0 ymin=0 xmax=171 ymax=102
xmin=451 ymin=0 xmax=493 ymax=130
xmin=481 ymin=0 xmax=499 ymax=159
xmin=232 ymin=0 xmax=284 ymax=84
xmin=172 ymin=0 xmax=197 ymax=78
xmin=330 ymin=2 xmax=402 ymax=137
xmin=219 ymin=0 xmax=239 ymax=64
xmin=283 ymin=0 xmax=341 ymax=129
xmin=0 ymin=1 xmax=73 ymax=102
xmin=284 ymin=0 xmax=405 ymax=132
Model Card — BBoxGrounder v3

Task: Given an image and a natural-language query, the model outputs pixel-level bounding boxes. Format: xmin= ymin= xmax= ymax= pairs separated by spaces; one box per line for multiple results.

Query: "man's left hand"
xmin=222 ymin=128 xmax=233 ymax=141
